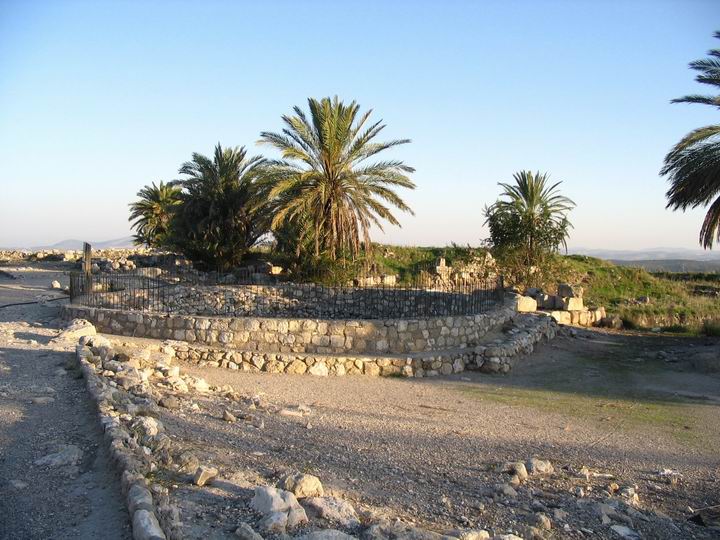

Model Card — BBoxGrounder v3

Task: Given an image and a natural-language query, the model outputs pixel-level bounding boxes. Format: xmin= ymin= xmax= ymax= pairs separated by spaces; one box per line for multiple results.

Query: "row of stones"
xmin=63 ymin=303 xmax=515 ymax=355
xmin=170 ymin=343 xmax=470 ymax=378
xmin=75 ymin=342 xmax=175 ymax=540
xmin=474 ymin=314 xmax=559 ymax=374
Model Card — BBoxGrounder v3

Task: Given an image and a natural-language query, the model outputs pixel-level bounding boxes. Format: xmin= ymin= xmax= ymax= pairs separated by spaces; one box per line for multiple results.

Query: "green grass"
xmin=370 ymin=243 xmax=488 ymax=282
xmin=458 ymin=356 xmax=709 ymax=446
xmin=557 ymin=255 xmax=720 ymax=328
xmin=702 ymin=320 xmax=720 ymax=337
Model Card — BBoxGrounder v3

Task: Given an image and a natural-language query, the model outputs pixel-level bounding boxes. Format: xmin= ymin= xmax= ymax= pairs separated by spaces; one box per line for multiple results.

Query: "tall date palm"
xmin=662 ymin=31 xmax=720 ymax=248
xmin=171 ymin=144 xmax=269 ymax=270
xmin=128 ymin=181 xmax=182 ymax=248
xmin=484 ymin=171 xmax=575 ymax=267
xmin=259 ymin=97 xmax=416 ymax=260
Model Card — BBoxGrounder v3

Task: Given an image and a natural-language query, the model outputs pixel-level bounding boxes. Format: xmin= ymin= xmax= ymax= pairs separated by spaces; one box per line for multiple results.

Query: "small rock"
xmin=526 ymin=458 xmax=554 ymax=475
xmin=504 ymin=461 xmax=528 ymax=481
xmin=193 ymin=466 xmax=218 ymax=487
xmin=132 ymin=509 xmax=166 ymax=540
xmin=282 ymin=473 xmax=324 ymax=498
xmin=10 ymin=480 xmax=28 ymax=489
xmin=609 ymin=525 xmax=641 ymax=540
xmin=50 ymin=280 xmax=62 ymax=289
xmin=532 ymin=512 xmax=552 ymax=530
xmin=235 ymin=522 xmax=264 ymax=540
xmin=451 ymin=530 xmax=490 ymax=540
xmin=251 ymin=486 xmax=308 ymax=532
xmin=55 ymin=319 xmax=96 ymax=341
xmin=30 ymin=396 xmax=55 ymax=404
xmin=495 ymin=483 xmax=517 ymax=498
xmin=298 ymin=531 xmax=357 ymax=540
xmin=159 ymin=396 xmax=180 ymax=410
xmin=177 ymin=452 xmax=200 ymax=474
xmin=223 ymin=409 xmax=237 ymax=422
xmin=304 ymin=496 xmax=360 ymax=527
xmin=34 ymin=444 xmax=83 ymax=467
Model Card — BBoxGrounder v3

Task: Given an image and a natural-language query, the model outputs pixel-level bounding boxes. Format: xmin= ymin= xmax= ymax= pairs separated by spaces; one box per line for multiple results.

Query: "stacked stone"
xmin=63 ymin=304 xmax=515 ymax=356
xmin=472 ymin=314 xmax=558 ymax=373
xmin=169 ymin=342 xmax=474 ymax=378
xmin=515 ymin=284 xmax=607 ymax=327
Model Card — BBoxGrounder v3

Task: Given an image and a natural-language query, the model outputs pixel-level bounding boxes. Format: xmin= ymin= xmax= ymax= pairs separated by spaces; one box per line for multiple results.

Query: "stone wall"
xmin=62 ymin=302 xmax=515 ymax=355
xmin=161 ymin=312 xmax=557 ymax=378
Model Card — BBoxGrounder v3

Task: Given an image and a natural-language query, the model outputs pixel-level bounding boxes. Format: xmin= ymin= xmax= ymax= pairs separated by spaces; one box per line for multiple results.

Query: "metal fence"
xmin=69 ymin=267 xmax=504 ymax=319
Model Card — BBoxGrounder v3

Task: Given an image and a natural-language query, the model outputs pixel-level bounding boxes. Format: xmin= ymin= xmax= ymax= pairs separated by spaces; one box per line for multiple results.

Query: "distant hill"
xmin=51 ymin=237 xmax=135 ymax=250
xmin=611 ymin=259 xmax=720 ymax=273
xmin=570 ymin=247 xmax=720 ymax=262
xmin=20 ymin=237 xmax=136 ymax=250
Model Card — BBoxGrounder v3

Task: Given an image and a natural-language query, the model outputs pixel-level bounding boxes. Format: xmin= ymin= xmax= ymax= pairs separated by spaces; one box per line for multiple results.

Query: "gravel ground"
xmin=129 ymin=328 xmax=720 ymax=539
xmin=0 ymin=265 xmax=130 ymax=539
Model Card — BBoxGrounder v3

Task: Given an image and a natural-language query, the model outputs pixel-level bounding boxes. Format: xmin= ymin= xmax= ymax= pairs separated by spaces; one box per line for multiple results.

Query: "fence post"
xmin=83 ymin=242 xmax=92 ymax=298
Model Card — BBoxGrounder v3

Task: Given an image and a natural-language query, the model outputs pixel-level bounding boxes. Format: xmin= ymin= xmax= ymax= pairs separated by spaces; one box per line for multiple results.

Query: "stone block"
xmin=515 ymin=296 xmax=537 ymax=313
xmin=562 ymin=297 xmax=584 ymax=311
xmin=549 ymin=311 xmax=572 ymax=325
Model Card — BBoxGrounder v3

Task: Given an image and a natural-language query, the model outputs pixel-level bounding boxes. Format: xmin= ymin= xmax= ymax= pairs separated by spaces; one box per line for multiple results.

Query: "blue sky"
xmin=0 ymin=0 xmax=718 ymax=249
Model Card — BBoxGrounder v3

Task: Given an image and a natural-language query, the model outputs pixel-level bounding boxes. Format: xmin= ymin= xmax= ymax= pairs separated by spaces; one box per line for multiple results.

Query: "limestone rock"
xmin=308 ymin=362 xmax=329 ymax=377
xmin=609 ymin=525 xmax=641 ymax=540
xmin=299 ymin=531 xmax=357 ymax=540
xmin=304 ymin=496 xmax=360 ymax=527
xmin=250 ymin=486 xmax=308 ymax=532
xmin=503 ymin=461 xmax=528 ymax=481
xmin=281 ymin=473 xmax=324 ymax=498
xmin=515 ymin=296 xmax=537 ymax=313
xmin=362 ymin=522 xmax=451 ymax=540
xmin=193 ymin=466 xmax=218 ymax=487
xmin=235 ymin=522 xmax=264 ymax=540
xmin=159 ymin=396 xmax=180 ymax=410
xmin=177 ymin=452 xmax=199 ymax=474
xmin=56 ymin=319 xmax=96 ymax=341
xmin=562 ymin=297 xmax=584 ymax=311
xmin=132 ymin=508 xmax=166 ymax=540
xmin=526 ymin=458 xmax=554 ymax=475
xmin=34 ymin=444 xmax=83 ymax=467
xmin=531 ymin=512 xmax=552 ymax=530
xmin=495 ymin=483 xmax=517 ymax=498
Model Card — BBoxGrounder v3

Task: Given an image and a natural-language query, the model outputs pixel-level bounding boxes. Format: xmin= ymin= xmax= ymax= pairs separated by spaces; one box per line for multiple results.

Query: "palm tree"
xmin=484 ymin=171 xmax=575 ymax=264
xmin=662 ymin=31 xmax=720 ymax=248
xmin=170 ymin=144 xmax=269 ymax=270
xmin=128 ymin=181 xmax=182 ymax=248
xmin=258 ymin=96 xmax=416 ymax=261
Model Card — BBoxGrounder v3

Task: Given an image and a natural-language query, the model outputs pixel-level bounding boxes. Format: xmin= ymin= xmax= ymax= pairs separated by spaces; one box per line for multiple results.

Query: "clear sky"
xmin=1 ymin=0 xmax=718 ymax=249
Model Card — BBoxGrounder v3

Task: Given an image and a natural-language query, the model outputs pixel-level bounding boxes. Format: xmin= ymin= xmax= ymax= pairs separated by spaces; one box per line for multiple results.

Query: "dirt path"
xmin=0 ymin=266 xmax=130 ymax=539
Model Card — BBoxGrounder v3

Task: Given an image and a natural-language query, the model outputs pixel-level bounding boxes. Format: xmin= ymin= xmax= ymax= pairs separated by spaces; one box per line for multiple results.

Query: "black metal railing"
xmin=69 ymin=267 xmax=504 ymax=319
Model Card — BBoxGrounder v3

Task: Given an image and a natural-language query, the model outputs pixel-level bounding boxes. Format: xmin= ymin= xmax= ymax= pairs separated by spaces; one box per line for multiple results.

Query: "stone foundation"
xmin=159 ymin=313 xmax=558 ymax=378
xmin=62 ymin=303 xmax=515 ymax=355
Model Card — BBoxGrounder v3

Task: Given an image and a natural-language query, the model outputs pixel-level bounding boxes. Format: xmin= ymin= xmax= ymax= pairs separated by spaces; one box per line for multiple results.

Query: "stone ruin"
xmin=514 ymin=282 xmax=614 ymax=327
